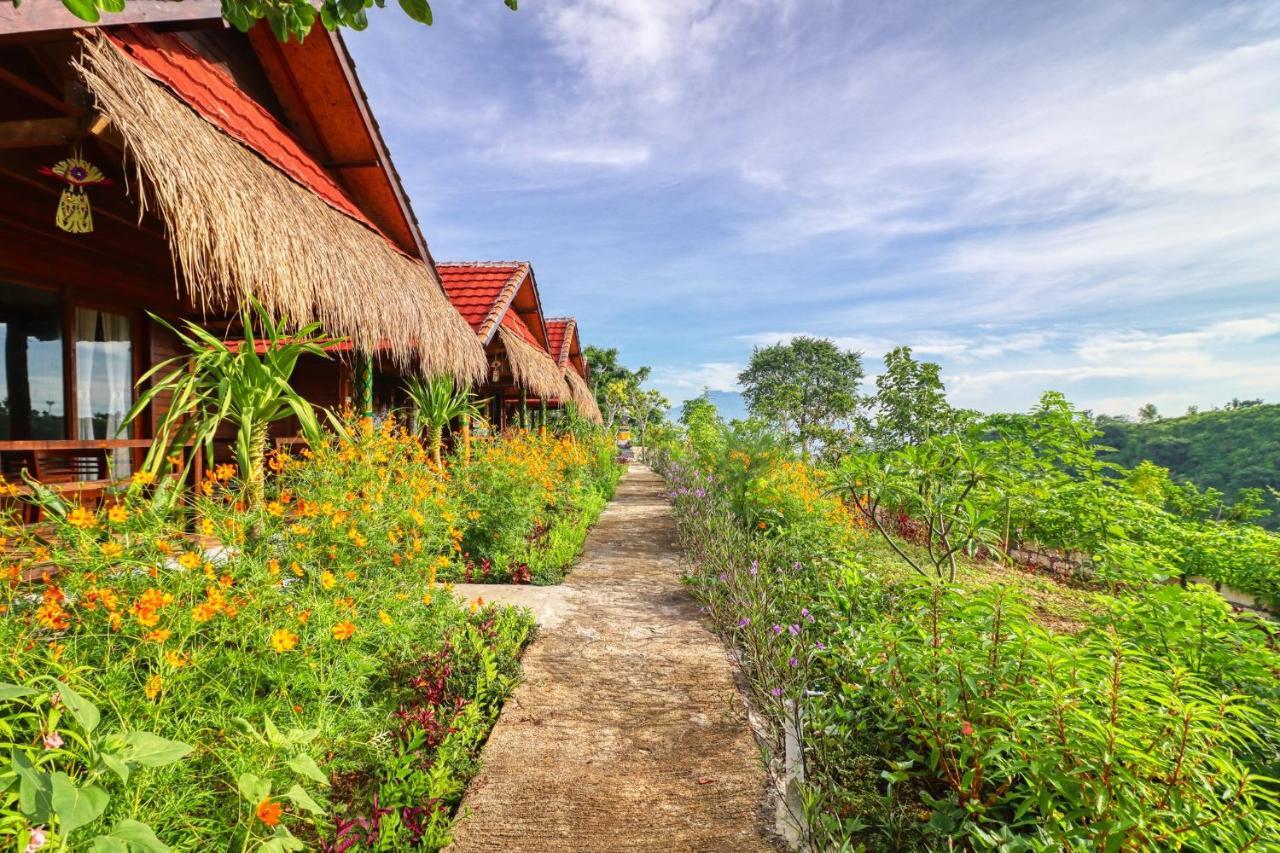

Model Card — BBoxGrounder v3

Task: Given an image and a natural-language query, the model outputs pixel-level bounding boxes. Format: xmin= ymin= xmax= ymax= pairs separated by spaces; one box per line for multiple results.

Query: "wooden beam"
xmin=0 ymin=1 xmax=223 ymax=38
xmin=0 ymin=117 xmax=78 ymax=150
xmin=0 ymin=64 xmax=79 ymax=116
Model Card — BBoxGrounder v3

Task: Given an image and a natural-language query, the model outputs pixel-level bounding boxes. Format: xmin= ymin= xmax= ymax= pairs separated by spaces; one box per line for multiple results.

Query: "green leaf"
xmin=98 ymin=0 xmax=127 ymax=12
xmin=0 ymin=683 xmax=37 ymax=701
xmin=237 ymin=772 xmax=270 ymax=805
xmin=285 ymin=753 xmax=329 ymax=786
xmin=123 ymin=732 xmax=192 ymax=768
xmin=398 ymin=0 xmax=433 ymax=24
xmin=101 ymin=819 xmax=170 ymax=853
xmin=98 ymin=752 xmax=130 ymax=786
xmin=61 ymin=0 xmax=101 ymax=22
xmin=89 ymin=837 xmax=128 ymax=853
xmin=56 ymin=682 xmax=100 ymax=734
xmin=50 ymin=773 xmax=109 ymax=833
xmin=12 ymin=750 xmax=52 ymax=822
xmin=284 ymin=783 xmax=325 ymax=816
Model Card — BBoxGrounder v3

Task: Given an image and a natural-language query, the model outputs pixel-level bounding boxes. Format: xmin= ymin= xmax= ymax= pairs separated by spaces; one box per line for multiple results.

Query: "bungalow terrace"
xmin=0 ymin=3 xmax=484 ymax=504
xmin=545 ymin=317 xmax=603 ymax=423
xmin=437 ymin=262 xmax=570 ymax=430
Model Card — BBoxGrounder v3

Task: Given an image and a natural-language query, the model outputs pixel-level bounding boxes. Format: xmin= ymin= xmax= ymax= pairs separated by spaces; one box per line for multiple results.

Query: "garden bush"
xmin=657 ymin=431 xmax=1280 ymax=851
xmin=0 ymin=419 xmax=582 ymax=851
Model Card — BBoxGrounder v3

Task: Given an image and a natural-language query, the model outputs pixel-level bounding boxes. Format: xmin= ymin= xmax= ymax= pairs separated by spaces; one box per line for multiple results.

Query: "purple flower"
xmin=788 ymin=623 xmax=801 ymax=636
xmin=749 ymin=560 xmax=759 ymax=577
xmin=738 ymin=617 xmax=751 ymax=628
xmin=718 ymin=573 xmax=727 ymax=582
xmin=41 ymin=731 xmax=62 ymax=751
xmin=792 ymin=562 xmax=802 ymax=572
xmin=695 ymin=489 xmax=706 ymax=498
xmin=698 ymin=606 xmax=706 ymax=614
xmin=770 ymin=687 xmax=783 ymax=697
xmin=814 ymin=641 xmax=826 ymax=651
xmin=771 ymin=624 xmax=783 ymax=635
xmin=789 ymin=657 xmax=799 ymax=668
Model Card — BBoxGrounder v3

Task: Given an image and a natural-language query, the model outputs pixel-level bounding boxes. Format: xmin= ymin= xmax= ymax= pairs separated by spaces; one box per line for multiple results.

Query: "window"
xmin=0 ymin=285 xmax=65 ymax=440
xmin=74 ymin=307 xmax=132 ymax=475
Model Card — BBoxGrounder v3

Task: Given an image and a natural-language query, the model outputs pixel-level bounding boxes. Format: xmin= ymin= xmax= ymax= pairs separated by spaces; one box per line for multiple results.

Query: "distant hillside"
xmin=1096 ymin=404 xmax=1280 ymax=529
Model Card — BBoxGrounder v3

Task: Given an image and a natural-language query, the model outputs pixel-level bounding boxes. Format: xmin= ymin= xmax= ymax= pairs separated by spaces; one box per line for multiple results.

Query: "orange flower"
xmin=131 ymin=470 xmax=156 ymax=486
xmin=177 ymin=551 xmax=202 ymax=571
xmin=165 ymin=650 xmax=189 ymax=668
xmin=144 ymin=674 xmax=164 ymax=701
xmin=144 ymin=628 xmax=172 ymax=643
xmin=192 ymin=602 xmax=218 ymax=623
xmin=101 ymin=541 xmax=124 ymax=560
xmin=67 ymin=506 xmax=96 ymax=530
xmin=270 ymin=628 xmax=299 ymax=653
xmin=320 ymin=571 xmax=336 ymax=590
xmin=331 ymin=620 xmax=356 ymax=641
xmin=290 ymin=561 xmax=305 ymax=577
xmin=107 ymin=505 xmax=129 ymax=524
xmin=255 ymin=797 xmax=283 ymax=826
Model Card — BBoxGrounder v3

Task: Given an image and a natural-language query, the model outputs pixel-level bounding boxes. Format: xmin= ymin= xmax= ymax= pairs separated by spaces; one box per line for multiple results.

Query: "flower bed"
xmin=656 ymin=441 xmax=1280 ymax=851
xmin=0 ymin=419 xmax=618 ymax=850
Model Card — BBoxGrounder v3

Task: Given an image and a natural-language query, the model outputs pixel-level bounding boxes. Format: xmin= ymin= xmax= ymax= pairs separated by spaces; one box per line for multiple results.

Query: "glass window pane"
xmin=0 ymin=284 xmax=65 ymax=440
xmin=74 ymin=307 xmax=132 ymax=476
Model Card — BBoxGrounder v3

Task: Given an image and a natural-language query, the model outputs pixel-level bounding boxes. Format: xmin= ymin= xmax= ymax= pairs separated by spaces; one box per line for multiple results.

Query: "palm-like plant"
xmin=403 ymin=374 xmax=482 ymax=465
xmin=125 ymin=299 xmax=332 ymax=509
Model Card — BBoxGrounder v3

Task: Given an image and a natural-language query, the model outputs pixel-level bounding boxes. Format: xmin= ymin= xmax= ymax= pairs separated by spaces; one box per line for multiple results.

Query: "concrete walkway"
xmin=448 ymin=465 xmax=777 ymax=852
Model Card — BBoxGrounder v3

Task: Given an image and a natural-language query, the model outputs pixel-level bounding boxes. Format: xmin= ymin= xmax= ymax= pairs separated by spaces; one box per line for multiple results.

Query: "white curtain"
xmin=75 ymin=308 xmax=132 ymax=478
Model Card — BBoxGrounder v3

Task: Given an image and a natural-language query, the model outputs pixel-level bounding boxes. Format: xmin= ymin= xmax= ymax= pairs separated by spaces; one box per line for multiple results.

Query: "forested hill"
xmin=1096 ymin=403 xmax=1280 ymax=529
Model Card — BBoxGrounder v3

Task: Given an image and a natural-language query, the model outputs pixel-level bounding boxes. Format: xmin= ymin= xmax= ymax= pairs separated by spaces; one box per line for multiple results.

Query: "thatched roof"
xmin=565 ymin=369 xmax=603 ymax=423
xmin=496 ymin=324 xmax=573 ymax=401
xmin=75 ymin=32 xmax=485 ymax=383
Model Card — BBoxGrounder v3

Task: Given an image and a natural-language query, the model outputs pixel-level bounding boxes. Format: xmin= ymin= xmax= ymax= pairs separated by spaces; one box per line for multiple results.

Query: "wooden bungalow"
xmin=436 ymin=262 xmax=569 ymax=430
xmin=544 ymin=317 xmax=603 ymax=423
xmin=0 ymin=4 xmax=484 ymax=501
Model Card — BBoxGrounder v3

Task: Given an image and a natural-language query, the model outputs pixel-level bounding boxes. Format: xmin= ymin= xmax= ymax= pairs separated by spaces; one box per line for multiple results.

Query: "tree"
xmin=584 ymin=346 xmax=650 ymax=426
xmin=737 ymin=336 xmax=863 ymax=460
xmin=867 ymin=346 xmax=954 ymax=449
xmin=43 ymin=0 xmax=517 ymax=42
xmin=1138 ymin=403 xmax=1160 ymax=423
xmin=679 ymin=393 xmax=724 ymax=457
xmin=403 ymin=374 xmax=482 ymax=466
xmin=629 ymin=387 xmax=669 ymax=457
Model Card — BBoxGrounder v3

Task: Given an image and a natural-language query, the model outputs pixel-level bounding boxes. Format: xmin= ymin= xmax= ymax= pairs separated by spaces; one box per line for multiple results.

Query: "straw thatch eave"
xmin=564 ymin=369 xmax=603 ymax=423
xmin=76 ymin=33 xmax=485 ymax=384
xmin=496 ymin=325 xmax=572 ymax=401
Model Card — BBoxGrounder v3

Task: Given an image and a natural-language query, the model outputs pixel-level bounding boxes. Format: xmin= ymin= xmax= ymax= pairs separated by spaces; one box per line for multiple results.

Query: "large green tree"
xmin=867 ymin=345 xmax=956 ymax=449
xmin=584 ymin=345 xmax=650 ymax=425
xmin=43 ymin=0 xmax=516 ymax=42
xmin=737 ymin=336 xmax=863 ymax=460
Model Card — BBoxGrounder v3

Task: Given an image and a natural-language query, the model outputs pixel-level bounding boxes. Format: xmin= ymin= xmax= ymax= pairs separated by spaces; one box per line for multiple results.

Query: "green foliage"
xmin=738 ymin=336 xmax=863 ymax=459
xmin=1097 ymin=402 xmax=1280 ymax=529
xmin=125 ymin=300 xmax=330 ymax=510
xmin=51 ymin=0 xmax=518 ymax=41
xmin=403 ymin=375 xmax=482 ymax=465
xmin=867 ymin=346 xmax=958 ymax=449
xmin=583 ymin=346 xmax=655 ymax=432
xmin=1 ymin=673 xmax=189 ymax=851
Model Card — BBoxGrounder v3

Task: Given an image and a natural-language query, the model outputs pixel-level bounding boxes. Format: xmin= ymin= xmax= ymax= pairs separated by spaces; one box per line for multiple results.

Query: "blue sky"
xmin=346 ymin=0 xmax=1280 ymax=418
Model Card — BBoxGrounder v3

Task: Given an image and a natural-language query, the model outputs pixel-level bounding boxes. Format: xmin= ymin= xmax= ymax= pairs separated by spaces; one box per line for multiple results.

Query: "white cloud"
xmin=649 ymin=361 xmax=743 ymax=397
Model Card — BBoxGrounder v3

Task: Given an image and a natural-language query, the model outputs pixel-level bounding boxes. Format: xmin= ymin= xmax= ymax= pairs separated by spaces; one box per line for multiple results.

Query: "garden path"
xmin=448 ymin=465 xmax=778 ymax=852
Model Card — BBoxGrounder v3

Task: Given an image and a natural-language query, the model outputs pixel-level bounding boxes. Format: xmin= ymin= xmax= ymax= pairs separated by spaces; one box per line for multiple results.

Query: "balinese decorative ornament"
xmin=39 ymin=148 xmax=110 ymax=234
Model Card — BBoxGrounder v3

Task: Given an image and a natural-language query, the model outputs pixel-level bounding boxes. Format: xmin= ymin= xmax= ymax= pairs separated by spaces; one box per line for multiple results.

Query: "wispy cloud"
xmin=347 ymin=1 xmax=1280 ymax=414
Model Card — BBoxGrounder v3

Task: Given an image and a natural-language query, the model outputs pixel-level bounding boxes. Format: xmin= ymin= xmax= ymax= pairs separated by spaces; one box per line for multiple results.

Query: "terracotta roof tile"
xmin=436 ymin=262 xmax=528 ymax=340
xmin=106 ymin=27 xmax=379 ymax=236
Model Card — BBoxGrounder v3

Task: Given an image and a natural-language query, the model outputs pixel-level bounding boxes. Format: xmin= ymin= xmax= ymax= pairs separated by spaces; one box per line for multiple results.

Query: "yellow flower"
xmin=101 ymin=541 xmax=124 ymax=560
xmin=267 ymin=558 xmax=281 ymax=576
xmin=131 ymin=470 xmax=156 ymax=486
xmin=68 ymin=506 xmax=96 ymax=530
xmin=266 ymin=501 xmax=285 ymax=517
xmin=177 ymin=551 xmax=202 ymax=571
xmin=165 ymin=650 xmax=188 ymax=668
xmin=107 ymin=505 xmax=129 ymax=524
xmin=422 ymin=593 xmax=434 ymax=606
xmin=144 ymin=628 xmax=172 ymax=643
xmin=290 ymin=561 xmax=305 ymax=577
xmin=144 ymin=674 xmax=164 ymax=701
xmin=378 ymin=610 xmax=393 ymax=626
xmin=320 ymin=571 xmax=336 ymax=590
xmin=214 ymin=463 xmax=237 ymax=481
xmin=270 ymin=628 xmax=299 ymax=653
xmin=331 ymin=620 xmax=357 ymax=641
xmin=199 ymin=517 xmax=215 ymax=536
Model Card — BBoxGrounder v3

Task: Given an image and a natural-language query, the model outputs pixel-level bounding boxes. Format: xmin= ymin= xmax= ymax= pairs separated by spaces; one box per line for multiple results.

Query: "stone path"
xmin=448 ymin=465 xmax=777 ymax=852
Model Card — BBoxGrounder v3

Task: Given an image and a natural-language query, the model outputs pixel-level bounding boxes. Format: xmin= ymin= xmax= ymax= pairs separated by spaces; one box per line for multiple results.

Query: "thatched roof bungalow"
xmin=436 ymin=262 xmax=570 ymax=429
xmin=545 ymin=317 xmax=603 ymax=423
xmin=0 ymin=4 xmax=483 ymax=495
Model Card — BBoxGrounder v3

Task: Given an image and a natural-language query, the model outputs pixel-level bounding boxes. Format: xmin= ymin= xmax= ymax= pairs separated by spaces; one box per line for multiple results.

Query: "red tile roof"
xmin=105 ymin=27 xmax=381 ymax=238
xmin=436 ymin=262 xmax=529 ymax=340
xmin=500 ymin=311 xmax=541 ymax=348
xmin=545 ymin=318 xmax=569 ymax=366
